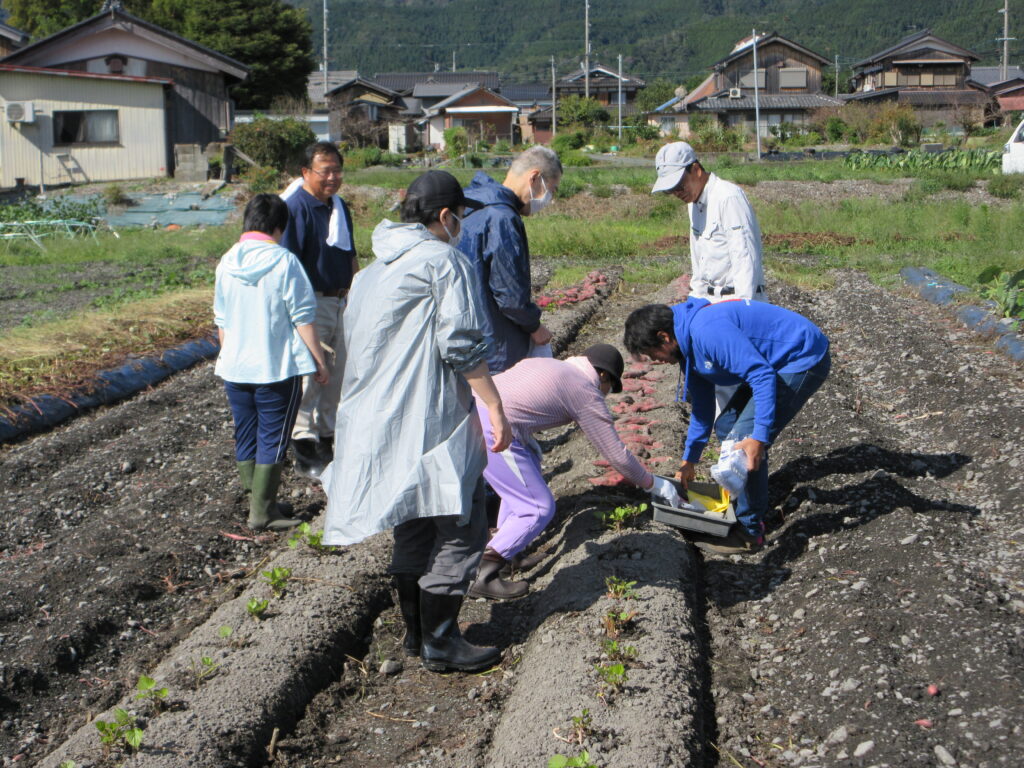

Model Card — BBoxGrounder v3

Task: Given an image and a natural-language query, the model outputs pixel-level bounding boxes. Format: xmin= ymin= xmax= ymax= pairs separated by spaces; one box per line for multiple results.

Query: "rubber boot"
xmin=500 ymin=549 xmax=548 ymax=577
xmin=238 ymin=460 xmax=293 ymax=516
xmin=468 ymin=548 xmax=529 ymax=601
xmin=249 ymin=464 xmax=302 ymax=531
xmin=236 ymin=460 xmax=255 ymax=493
xmin=394 ymin=575 xmax=421 ymax=658
xmin=419 ymin=591 xmax=501 ymax=673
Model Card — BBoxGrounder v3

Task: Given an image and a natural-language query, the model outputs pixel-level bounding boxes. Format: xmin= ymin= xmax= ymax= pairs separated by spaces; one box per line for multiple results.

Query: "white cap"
xmin=651 ymin=141 xmax=698 ymax=194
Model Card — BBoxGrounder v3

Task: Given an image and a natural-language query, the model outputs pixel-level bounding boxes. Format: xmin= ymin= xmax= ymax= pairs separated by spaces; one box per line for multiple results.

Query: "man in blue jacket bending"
xmin=623 ymin=300 xmax=831 ymax=555
xmin=459 ymin=146 xmax=562 ymax=373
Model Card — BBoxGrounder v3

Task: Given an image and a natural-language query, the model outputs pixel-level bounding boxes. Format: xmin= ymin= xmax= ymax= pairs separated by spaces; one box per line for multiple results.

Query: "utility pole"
xmin=752 ymin=28 xmax=761 ymax=160
xmin=551 ymin=56 xmax=558 ymax=137
xmin=584 ymin=0 xmax=590 ymax=99
xmin=322 ymin=0 xmax=328 ymax=98
xmin=998 ymin=0 xmax=1013 ymax=81
xmin=617 ymin=53 xmax=623 ymax=143
xmin=452 ymin=50 xmax=456 ymax=72
xmin=835 ymin=53 xmax=839 ymax=98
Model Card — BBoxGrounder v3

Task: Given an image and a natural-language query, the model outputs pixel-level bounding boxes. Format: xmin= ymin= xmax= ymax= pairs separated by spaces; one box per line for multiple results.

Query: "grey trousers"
xmin=390 ymin=478 xmax=488 ymax=596
xmin=292 ymin=294 xmax=346 ymax=442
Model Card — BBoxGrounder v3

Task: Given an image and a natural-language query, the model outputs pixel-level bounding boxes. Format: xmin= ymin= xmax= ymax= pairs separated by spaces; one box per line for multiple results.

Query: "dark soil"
xmin=2 ymin=256 xmax=1022 ymax=767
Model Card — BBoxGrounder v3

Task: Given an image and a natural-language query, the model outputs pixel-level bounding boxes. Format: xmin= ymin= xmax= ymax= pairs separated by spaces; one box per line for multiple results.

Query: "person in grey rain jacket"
xmin=322 ymin=171 xmax=511 ymax=673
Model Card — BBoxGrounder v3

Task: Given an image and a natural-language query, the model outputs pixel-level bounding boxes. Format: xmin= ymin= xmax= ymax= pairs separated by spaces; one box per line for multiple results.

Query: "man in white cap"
xmin=652 ymin=141 xmax=766 ymax=305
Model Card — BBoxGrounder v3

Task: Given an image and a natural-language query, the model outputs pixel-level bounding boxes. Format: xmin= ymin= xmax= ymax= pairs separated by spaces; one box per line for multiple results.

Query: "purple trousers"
xmin=478 ymin=404 xmax=556 ymax=560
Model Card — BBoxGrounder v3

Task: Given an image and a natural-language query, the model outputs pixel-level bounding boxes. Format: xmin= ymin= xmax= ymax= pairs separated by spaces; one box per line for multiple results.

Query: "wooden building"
xmin=0 ymin=64 xmax=169 ymax=188
xmin=0 ymin=22 xmax=28 ymax=58
xmin=419 ymin=86 xmax=518 ymax=149
xmin=1 ymin=4 xmax=248 ymax=163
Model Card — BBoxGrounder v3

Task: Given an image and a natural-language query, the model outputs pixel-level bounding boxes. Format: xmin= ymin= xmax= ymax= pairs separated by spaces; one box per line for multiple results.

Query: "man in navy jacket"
xmin=458 ymin=147 xmax=562 ymax=373
xmin=624 ymin=300 xmax=831 ymax=555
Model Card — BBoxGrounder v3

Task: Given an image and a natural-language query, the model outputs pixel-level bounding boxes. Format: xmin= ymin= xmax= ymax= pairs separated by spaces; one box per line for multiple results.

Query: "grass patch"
xmin=0 ymin=289 xmax=214 ymax=413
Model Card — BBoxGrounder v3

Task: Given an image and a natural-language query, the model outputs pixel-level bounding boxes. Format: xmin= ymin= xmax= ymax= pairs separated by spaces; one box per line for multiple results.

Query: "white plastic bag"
xmin=711 ymin=440 xmax=748 ymax=499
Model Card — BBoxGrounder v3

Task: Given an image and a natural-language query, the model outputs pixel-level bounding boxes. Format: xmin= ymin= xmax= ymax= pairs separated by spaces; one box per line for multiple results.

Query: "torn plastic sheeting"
xmin=901 ymin=266 xmax=1024 ymax=362
xmin=66 ymin=193 xmax=237 ymax=229
xmin=0 ymin=337 xmax=219 ymax=444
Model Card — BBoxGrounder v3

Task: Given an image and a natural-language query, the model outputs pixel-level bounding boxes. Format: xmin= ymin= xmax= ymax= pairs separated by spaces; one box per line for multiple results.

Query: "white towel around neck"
xmin=280 ymin=178 xmax=353 ymax=251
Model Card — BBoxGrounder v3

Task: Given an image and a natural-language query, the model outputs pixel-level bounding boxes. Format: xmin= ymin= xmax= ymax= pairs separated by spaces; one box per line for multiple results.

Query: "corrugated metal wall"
xmin=0 ymin=71 xmax=168 ymax=187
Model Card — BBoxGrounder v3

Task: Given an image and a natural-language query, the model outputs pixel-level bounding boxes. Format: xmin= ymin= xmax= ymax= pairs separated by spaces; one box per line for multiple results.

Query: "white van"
xmin=1003 ymin=116 xmax=1024 ymax=173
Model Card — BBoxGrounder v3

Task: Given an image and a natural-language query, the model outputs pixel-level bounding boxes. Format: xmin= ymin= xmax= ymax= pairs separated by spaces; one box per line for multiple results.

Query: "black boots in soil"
xmin=393 ymin=575 xmax=421 ymax=659
xmin=419 ymin=591 xmax=501 ymax=673
xmin=248 ymin=464 xmax=301 ymax=531
xmin=468 ymin=548 xmax=529 ymax=600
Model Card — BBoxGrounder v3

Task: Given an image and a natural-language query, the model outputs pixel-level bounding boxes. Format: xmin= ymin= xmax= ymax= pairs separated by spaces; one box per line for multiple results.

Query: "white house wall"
xmin=0 ymin=71 xmax=167 ymax=187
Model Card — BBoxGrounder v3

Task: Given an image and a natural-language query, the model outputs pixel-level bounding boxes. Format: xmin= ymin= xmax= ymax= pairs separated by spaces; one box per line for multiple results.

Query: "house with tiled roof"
xmin=651 ymin=32 xmax=841 ymax=139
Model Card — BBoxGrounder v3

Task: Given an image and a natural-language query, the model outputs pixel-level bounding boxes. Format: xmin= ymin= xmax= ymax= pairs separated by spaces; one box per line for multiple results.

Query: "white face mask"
xmin=528 ymin=175 xmax=553 ymax=215
xmin=441 ymin=211 xmax=462 ymax=243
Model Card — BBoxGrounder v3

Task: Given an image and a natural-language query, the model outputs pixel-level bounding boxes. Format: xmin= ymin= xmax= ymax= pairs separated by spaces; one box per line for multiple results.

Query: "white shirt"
xmin=687 ymin=173 xmax=766 ymax=302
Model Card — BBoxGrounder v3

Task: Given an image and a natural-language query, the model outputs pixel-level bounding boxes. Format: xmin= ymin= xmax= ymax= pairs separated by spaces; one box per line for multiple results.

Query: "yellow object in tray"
xmin=687 ymin=485 xmax=731 ymax=518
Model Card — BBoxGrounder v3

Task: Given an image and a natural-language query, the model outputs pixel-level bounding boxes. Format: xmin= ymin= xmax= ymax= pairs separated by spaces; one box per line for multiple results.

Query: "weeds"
xmin=190 ymin=655 xmax=220 ymax=688
xmin=977 ymin=266 xmax=1024 ymax=319
xmin=287 ymin=522 xmax=334 ymax=553
xmin=604 ymin=576 xmax=638 ymax=600
xmin=548 ymin=751 xmax=598 ymax=768
xmin=261 ymin=566 xmax=292 ymax=597
xmin=134 ymin=674 xmax=168 ymax=713
xmin=247 ymin=597 xmax=269 ymax=621
xmin=94 ymin=708 xmax=143 ymax=756
xmin=594 ymin=503 xmax=647 ymax=532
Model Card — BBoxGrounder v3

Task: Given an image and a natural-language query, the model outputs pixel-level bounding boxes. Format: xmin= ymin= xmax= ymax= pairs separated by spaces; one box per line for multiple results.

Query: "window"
xmin=53 ymin=110 xmax=119 ymax=145
xmin=739 ymin=69 xmax=765 ymax=89
xmin=779 ymin=68 xmax=807 ymax=89
xmin=935 ymin=74 xmax=957 ymax=87
xmin=897 ymin=73 xmax=920 ymax=86
xmin=883 ymin=71 xmax=898 ymax=87
xmin=920 ymin=73 xmax=934 ymax=86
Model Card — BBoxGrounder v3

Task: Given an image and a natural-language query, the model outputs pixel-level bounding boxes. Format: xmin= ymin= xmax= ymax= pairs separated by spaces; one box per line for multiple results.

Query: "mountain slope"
xmin=290 ymin=0 xmax=1009 ymax=84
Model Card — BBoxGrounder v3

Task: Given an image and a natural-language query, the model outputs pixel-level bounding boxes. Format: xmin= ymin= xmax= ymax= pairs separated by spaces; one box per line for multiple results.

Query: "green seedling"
xmin=287 ymin=522 xmax=334 ymax=553
xmin=594 ymin=503 xmax=648 ymax=532
xmin=261 ymin=566 xmax=292 ymax=597
xmin=59 ymin=761 xmax=76 ymax=768
xmin=568 ymin=708 xmax=593 ymax=744
xmin=190 ymin=655 xmax=220 ymax=688
xmin=247 ymin=598 xmax=269 ymax=621
xmin=548 ymin=751 xmax=597 ymax=768
xmin=134 ymin=674 xmax=168 ymax=713
xmin=601 ymin=639 xmax=638 ymax=662
xmin=602 ymin=609 xmax=637 ymax=639
xmin=218 ymin=625 xmax=233 ymax=640
xmin=604 ymin=575 xmax=638 ymax=600
xmin=95 ymin=708 xmax=143 ymax=756
xmin=595 ymin=662 xmax=629 ymax=698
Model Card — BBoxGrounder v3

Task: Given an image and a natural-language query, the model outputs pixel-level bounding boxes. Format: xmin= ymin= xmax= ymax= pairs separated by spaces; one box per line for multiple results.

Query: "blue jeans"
xmin=714 ymin=352 xmax=831 ymax=538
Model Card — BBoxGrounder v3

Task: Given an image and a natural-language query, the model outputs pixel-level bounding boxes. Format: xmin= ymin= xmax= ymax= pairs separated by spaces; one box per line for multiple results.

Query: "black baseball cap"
xmin=583 ymin=343 xmax=624 ymax=393
xmin=406 ymin=170 xmax=483 ymax=212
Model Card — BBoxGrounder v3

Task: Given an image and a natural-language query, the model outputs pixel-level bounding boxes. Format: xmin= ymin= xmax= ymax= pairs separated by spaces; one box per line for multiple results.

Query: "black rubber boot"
xmin=249 ymin=464 xmax=302 ymax=531
xmin=419 ymin=592 xmax=501 ymax=673
xmin=501 ymin=549 xmax=548 ymax=576
xmin=468 ymin=549 xmax=529 ymax=601
xmin=394 ymin=575 xmax=421 ymax=658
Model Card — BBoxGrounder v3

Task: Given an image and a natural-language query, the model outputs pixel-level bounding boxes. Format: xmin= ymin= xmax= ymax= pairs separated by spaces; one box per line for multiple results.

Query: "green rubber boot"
xmin=236 ymin=460 xmax=255 ymax=493
xmin=249 ymin=464 xmax=301 ymax=531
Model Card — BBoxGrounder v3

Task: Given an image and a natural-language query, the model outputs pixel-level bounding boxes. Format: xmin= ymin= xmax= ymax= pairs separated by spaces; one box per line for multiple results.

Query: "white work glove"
xmin=650 ymin=476 xmax=683 ymax=508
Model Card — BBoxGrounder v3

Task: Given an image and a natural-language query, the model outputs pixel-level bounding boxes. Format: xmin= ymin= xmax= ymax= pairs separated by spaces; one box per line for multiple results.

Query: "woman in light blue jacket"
xmin=214 ymin=194 xmax=328 ymax=530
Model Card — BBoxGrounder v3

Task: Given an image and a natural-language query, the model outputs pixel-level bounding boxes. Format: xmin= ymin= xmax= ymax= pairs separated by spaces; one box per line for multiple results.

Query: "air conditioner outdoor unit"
xmin=6 ymin=101 xmax=35 ymax=123
xmin=728 ymin=88 xmax=742 ymax=99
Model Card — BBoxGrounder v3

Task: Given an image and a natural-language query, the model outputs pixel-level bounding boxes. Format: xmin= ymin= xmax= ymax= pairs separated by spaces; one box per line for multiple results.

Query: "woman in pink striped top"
xmin=468 ymin=344 xmax=682 ymax=599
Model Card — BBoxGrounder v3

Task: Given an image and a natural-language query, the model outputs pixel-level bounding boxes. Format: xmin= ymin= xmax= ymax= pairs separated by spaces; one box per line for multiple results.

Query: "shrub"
xmin=556 ymin=176 xmax=586 ymax=198
xmin=559 ymin=150 xmax=593 ymax=167
xmin=493 ymin=139 xmax=512 ymax=153
xmin=588 ymin=130 xmax=615 ymax=152
xmin=824 ymin=116 xmax=848 ymax=143
xmin=870 ymin=103 xmax=922 ymax=147
xmin=552 ymin=130 xmax=588 ymax=153
xmin=344 ymin=147 xmax=404 ymax=170
xmin=240 ymin=164 xmax=283 ymax=197
xmin=231 ymin=114 xmax=316 ymax=174
xmin=988 ymin=174 xmax=1024 ymax=199
xmin=443 ymin=126 xmax=469 ymax=159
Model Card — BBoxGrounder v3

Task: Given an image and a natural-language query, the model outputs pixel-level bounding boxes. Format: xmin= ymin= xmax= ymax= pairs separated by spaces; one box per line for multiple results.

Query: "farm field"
xmin=0 ymin=165 xmax=1022 ymax=767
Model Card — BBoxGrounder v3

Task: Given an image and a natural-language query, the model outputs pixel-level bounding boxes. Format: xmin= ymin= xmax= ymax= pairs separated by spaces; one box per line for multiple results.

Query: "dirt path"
xmin=2 ymin=263 xmax=1022 ymax=767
